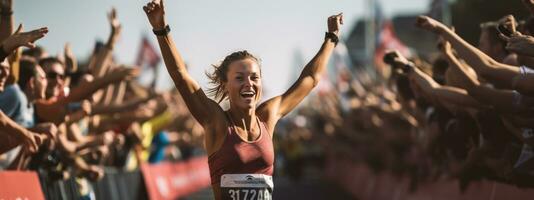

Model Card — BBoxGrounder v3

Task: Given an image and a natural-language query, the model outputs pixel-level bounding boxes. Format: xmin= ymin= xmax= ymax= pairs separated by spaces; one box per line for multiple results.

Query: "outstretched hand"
xmin=498 ymin=15 xmax=517 ymax=35
xmin=328 ymin=13 xmax=343 ymax=36
xmin=143 ymin=0 xmax=166 ymax=29
xmin=108 ymin=7 xmax=121 ymax=35
xmin=415 ymin=15 xmax=445 ymax=34
xmin=383 ymin=50 xmax=414 ymax=74
xmin=113 ymin=66 xmax=140 ymax=81
xmin=500 ymin=32 xmax=534 ymax=57
xmin=64 ymin=43 xmax=78 ymax=73
xmin=2 ymin=24 xmax=48 ymax=53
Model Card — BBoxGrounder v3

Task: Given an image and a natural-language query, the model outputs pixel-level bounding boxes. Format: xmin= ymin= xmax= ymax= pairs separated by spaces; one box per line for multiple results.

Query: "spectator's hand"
xmin=1 ymin=24 xmax=48 ymax=53
xmin=113 ymin=67 xmax=140 ymax=81
xmin=143 ymin=0 xmax=166 ymax=30
xmin=31 ymin=122 xmax=58 ymax=142
xmin=437 ymin=36 xmax=453 ymax=55
xmin=498 ymin=15 xmax=517 ymax=35
xmin=383 ymin=50 xmax=414 ymax=73
xmin=415 ymin=15 xmax=445 ymax=34
xmin=108 ymin=7 xmax=121 ymax=35
xmin=84 ymin=165 xmax=104 ymax=181
xmin=500 ymin=33 xmax=534 ymax=57
xmin=21 ymin=132 xmax=41 ymax=154
xmin=328 ymin=13 xmax=343 ymax=36
xmin=64 ymin=43 xmax=77 ymax=73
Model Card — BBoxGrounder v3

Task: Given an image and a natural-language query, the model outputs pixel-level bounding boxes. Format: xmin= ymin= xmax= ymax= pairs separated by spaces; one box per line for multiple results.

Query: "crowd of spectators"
xmin=273 ymin=0 xmax=534 ymax=192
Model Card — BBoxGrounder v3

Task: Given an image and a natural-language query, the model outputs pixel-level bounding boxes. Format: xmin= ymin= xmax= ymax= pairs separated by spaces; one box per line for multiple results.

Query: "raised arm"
xmin=258 ymin=14 xmax=343 ymax=122
xmin=439 ymin=38 xmax=530 ymax=114
xmin=61 ymin=67 xmax=138 ymax=104
xmin=385 ymin=50 xmax=482 ymax=109
xmin=143 ymin=0 xmax=220 ymax=126
xmin=89 ymin=8 xmax=120 ymax=78
xmin=416 ymin=16 xmax=520 ymax=88
xmin=0 ymin=24 xmax=47 ymax=61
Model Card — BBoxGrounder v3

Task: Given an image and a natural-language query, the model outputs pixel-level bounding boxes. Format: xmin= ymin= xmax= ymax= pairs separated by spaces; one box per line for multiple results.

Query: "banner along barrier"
xmin=141 ymin=156 xmax=211 ymax=200
xmin=324 ymin=156 xmax=534 ymax=200
xmin=0 ymin=171 xmax=45 ymax=200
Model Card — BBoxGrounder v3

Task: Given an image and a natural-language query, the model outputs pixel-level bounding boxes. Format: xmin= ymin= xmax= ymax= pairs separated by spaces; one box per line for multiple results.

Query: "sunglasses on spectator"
xmin=46 ymin=72 xmax=65 ymax=79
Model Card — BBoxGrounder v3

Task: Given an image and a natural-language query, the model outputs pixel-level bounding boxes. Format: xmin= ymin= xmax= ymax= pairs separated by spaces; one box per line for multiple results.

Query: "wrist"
xmin=325 ymin=31 xmax=339 ymax=46
xmin=153 ymin=25 xmax=170 ymax=36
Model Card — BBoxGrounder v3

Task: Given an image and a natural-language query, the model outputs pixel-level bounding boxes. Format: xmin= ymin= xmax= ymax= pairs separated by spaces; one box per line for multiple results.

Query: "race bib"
xmin=220 ymin=174 xmax=273 ymax=200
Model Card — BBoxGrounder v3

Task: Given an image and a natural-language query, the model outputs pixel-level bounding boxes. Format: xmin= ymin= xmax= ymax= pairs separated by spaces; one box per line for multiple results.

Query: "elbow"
xmin=311 ymin=75 xmax=322 ymax=88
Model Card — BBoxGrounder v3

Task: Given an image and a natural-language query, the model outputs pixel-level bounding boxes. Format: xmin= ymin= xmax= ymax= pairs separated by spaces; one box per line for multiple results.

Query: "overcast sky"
xmin=16 ymin=0 xmax=430 ymax=98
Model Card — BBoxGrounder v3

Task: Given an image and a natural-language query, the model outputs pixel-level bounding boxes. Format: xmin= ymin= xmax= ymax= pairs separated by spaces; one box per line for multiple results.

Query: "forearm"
xmin=443 ymin=50 xmax=480 ymax=90
xmin=0 ymin=111 xmax=34 ymax=142
xmin=299 ymin=39 xmax=336 ymax=86
xmin=514 ymin=74 xmax=534 ymax=95
xmin=89 ymin=48 xmax=113 ymax=77
xmin=92 ymin=96 xmax=150 ymax=115
xmin=440 ymin=27 xmax=519 ymax=86
xmin=439 ymin=27 xmax=495 ymax=72
xmin=64 ymin=72 xmax=122 ymax=103
xmin=156 ymin=35 xmax=197 ymax=91
xmin=467 ymin=86 xmax=523 ymax=113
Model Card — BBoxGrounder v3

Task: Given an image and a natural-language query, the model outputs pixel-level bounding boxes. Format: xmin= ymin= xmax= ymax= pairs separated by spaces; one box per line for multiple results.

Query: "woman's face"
xmin=225 ymin=58 xmax=262 ymax=111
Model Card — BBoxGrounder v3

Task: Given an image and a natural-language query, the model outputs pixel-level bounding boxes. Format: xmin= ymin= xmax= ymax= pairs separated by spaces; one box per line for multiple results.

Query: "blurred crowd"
xmin=0 ymin=2 xmax=206 ymax=197
xmin=273 ymin=0 xmax=534 ymax=192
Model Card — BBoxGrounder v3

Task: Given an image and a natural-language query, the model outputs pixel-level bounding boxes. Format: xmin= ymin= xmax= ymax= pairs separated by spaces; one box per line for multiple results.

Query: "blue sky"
xmin=16 ymin=0 xmax=429 ymax=98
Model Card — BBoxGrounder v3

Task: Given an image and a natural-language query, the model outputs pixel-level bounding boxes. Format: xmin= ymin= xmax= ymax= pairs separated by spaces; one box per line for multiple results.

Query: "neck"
xmin=228 ymin=107 xmax=256 ymax=131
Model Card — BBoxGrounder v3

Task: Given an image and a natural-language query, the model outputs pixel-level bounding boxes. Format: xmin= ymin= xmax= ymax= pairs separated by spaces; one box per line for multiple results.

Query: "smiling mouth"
xmin=240 ymin=91 xmax=256 ymax=100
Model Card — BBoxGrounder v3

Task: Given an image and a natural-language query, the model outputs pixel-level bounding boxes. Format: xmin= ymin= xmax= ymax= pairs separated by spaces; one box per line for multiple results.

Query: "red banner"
xmin=141 ymin=156 xmax=211 ymax=200
xmin=0 ymin=171 xmax=45 ymax=200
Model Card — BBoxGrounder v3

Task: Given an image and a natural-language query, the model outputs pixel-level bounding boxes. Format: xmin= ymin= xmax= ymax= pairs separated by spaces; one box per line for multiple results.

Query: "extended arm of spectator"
xmin=416 ymin=16 xmax=520 ymax=88
xmin=92 ymin=95 xmax=155 ymax=115
xmin=0 ymin=111 xmax=40 ymax=153
xmin=0 ymin=24 xmax=47 ymax=61
xmin=89 ymin=8 xmax=121 ymax=78
xmin=445 ymin=48 xmax=531 ymax=114
xmin=60 ymin=67 xmax=139 ymax=104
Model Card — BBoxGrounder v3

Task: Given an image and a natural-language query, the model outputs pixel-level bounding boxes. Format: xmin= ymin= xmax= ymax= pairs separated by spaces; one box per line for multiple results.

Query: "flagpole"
xmin=442 ymin=0 xmax=451 ymax=26
xmin=365 ymin=0 xmax=377 ymax=79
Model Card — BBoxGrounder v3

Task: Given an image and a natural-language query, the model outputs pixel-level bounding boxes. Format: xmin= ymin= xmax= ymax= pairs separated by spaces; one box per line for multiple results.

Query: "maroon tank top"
xmin=208 ymin=112 xmax=275 ymax=186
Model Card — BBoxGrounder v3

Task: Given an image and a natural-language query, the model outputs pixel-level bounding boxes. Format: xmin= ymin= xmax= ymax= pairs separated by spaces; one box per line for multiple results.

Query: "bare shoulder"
xmin=256 ymin=96 xmax=283 ymax=134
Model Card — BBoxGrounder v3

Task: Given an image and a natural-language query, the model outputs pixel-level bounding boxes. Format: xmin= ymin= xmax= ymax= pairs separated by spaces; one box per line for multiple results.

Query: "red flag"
xmin=374 ymin=21 xmax=411 ymax=72
xmin=136 ymin=37 xmax=161 ymax=68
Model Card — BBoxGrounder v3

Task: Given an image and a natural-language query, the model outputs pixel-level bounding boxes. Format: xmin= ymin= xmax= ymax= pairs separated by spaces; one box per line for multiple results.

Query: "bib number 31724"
xmin=220 ymin=174 xmax=273 ymax=200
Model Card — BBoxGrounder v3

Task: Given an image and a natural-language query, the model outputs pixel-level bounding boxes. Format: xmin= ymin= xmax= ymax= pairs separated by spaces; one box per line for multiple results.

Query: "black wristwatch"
xmin=153 ymin=25 xmax=171 ymax=36
xmin=325 ymin=32 xmax=339 ymax=46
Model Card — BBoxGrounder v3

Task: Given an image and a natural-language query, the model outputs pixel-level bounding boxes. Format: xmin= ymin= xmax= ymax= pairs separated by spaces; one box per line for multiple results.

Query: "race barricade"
xmin=0 ymin=171 xmax=45 ymax=200
xmin=141 ymin=156 xmax=211 ymax=200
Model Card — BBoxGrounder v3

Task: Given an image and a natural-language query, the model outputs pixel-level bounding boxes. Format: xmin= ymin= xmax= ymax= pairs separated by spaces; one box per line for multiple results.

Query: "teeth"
xmin=241 ymin=91 xmax=255 ymax=95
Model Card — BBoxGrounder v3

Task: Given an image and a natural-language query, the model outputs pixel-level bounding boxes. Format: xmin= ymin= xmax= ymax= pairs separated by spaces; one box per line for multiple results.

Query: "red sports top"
xmin=208 ymin=113 xmax=275 ymax=186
